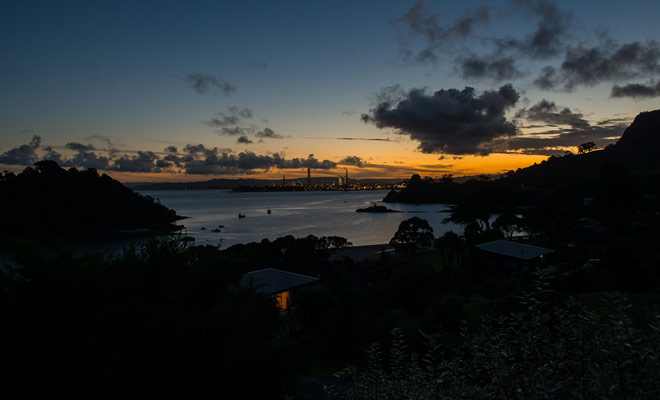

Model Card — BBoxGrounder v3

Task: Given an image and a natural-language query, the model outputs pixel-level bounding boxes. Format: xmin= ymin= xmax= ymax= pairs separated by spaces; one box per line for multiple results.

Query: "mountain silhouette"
xmin=384 ymin=109 xmax=660 ymax=206
xmin=0 ymin=160 xmax=183 ymax=239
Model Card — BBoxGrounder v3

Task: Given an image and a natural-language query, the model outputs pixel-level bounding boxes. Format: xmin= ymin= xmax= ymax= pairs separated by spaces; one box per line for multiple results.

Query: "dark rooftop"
xmin=476 ymin=240 xmax=552 ymax=260
xmin=243 ymin=268 xmax=320 ymax=294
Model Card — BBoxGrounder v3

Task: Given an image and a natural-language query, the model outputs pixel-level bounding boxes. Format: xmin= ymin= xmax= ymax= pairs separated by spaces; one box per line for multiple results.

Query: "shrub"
xmin=328 ymin=272 xmax=660 ymax=399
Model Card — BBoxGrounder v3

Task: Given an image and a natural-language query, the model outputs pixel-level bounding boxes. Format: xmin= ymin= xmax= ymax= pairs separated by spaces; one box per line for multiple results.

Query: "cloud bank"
xmin=362 ymin=84 xmax=520 ymax=155
xmin=0 ymin=139 xmax=351 ymax=175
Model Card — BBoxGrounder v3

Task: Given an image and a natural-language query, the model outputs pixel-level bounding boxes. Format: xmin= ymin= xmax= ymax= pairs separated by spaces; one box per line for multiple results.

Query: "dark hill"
xmin=0 ymin=160 xmax=183 ymax=239
xmin=616 ymin=110 xmax=660 ymax=148
xmin=384 ymin=109 xmax=660 ymax=206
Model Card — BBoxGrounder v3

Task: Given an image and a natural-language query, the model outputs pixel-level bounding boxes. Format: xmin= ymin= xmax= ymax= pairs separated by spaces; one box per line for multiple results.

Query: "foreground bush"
xmin=328 ymin=274 xmax=660 ymax=399
xmin=0 ymin=237 xmax=299 ymax=398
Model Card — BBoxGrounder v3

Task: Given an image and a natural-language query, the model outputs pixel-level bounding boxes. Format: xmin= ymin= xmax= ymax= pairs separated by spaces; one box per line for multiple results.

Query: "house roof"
xmin=475 ymin=240 xmax=552 ymax=260
xmin=243 ymin=268 xmax=320 ymax=294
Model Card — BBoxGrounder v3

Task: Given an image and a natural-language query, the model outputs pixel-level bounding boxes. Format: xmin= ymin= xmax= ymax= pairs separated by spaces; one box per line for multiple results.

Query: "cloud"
xmin=0 ymin=135 xmax=41 ymax=165
xmin=535 ymin=40 xmax=660 ymax=90
xmin=502 ymin=0 xmax=573 ymax=59
xmin=611 ymin=81 xmax=660 ymax=99
xmin=0 ymin=138 xmax=348 ymax=176
xmin=396 ymin=0 xmax=572 ymax=76
xmin=65 ymin=142 xmax=96 ymax=152
xmin=505 ymin=118 xmax=629 ymax=155
xmin=361 ymin=84 xmax=520 ymax=155
xmin=83 ymin=135 xmax=114 ymax=147
xmin=180 ymin=73 xmax=235 ymax=95
xmin=237 ymin=135 xmax=253 ymax=144
xmin=43 ymin=146 xmax=63 ymax=164
xmin=65 ymin=150 xmax=111 ymax=170
xmin=255 ymin=128 xmax=283 ymax=139
xmin=339 ymin=156 xmax=365 ymax=167
xmin=182 ymin=143 xmax=228 ymax=158
xmin=398 ymin=1 xmax=490 ymax=60
xmin=181 ymin=152 xmax=337 ymax=175
xmin=516 ymin=99 xmax=590 ymax=128
xmin=110 ymin=151 xmax=161 ymax=173
xmin=458 ymin=55 xmax=522 ymax=81
xmin=203 ymin=106 xmax=256 ymax=135
xmin=204 ymin=106 xmax=253 ymax=127
xmin=336 ymin=137 xmax=393 ymax=142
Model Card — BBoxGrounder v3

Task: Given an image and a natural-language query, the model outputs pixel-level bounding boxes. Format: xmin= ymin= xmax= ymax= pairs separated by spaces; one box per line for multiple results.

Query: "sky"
xmin=2 ymin=0 xmax=660 ymax=182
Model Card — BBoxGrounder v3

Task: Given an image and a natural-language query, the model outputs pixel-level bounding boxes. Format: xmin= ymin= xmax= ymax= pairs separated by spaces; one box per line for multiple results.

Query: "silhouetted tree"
xmin=444 ymin=202 xmax=492 ymax=232
xmin=390 ymin=217 xmax=434 ymax=254
xmin=493 ymin=212 xmax=523 ymax=239
xmin=577 ymin=141 xmax=596 ymax=154
xmin=440 ymin=173 xmax=454 ymax=184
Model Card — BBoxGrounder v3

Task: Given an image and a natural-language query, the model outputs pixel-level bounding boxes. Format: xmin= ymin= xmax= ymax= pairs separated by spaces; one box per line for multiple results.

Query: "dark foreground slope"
xmin=384 ymin=110 xmax=660 ymax=206
xmin=0 ymin=160 xmax=183 ymax=239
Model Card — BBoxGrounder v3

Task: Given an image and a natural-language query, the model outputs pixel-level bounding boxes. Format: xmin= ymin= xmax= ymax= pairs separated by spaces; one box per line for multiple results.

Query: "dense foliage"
xmin=390 ymin=217 xmax=435 ymax=254
xmin=0 ymin=160 xmax=181 ymax=238
xmin=328 ymin=275 xmax=660 ymax=399
xmin=0 ymin=237 xmax=300 ymax=398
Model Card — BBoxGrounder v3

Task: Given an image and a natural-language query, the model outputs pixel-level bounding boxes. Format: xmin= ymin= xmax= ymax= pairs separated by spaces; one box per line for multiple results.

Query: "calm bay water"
xmin=141 ymin=190 xmax=463 ymax=248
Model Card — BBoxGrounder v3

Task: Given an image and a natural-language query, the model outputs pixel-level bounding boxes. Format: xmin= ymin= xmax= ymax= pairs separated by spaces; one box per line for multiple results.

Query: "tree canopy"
xmin=390 ymin=217 xmax=434 ymax=254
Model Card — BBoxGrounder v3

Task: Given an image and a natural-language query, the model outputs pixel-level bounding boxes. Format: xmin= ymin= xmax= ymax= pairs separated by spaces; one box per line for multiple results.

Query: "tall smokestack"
xmin=345 ymin=168 xmax=348 ymax=187
xmin=282 ymin=174 xmax=285 ymax=186
xmin=307 ymin=168 xmax=311 ymax=186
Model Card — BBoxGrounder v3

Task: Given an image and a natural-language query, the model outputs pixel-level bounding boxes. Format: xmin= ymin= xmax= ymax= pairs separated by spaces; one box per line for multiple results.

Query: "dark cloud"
xmin=181 ymin=73 xmax=235 ymax=95
xmin=66 ymin=150 xmax=111 ymax=170
xmin=535 ymin=41 xmax=660 ymax=90
xmin=162 ymin=154 xmax=183 ymax=167
xmin=255 ymin=128 xmax=283 ymax=139
xmin=458 ymin=55 xmax=522 ymax=81
xmin=65 ymin=142 xmax=96 ymax=152
xmin=301 ymin=136 xmax=394 ymax=142
xmin=460 ymin=1 xmax=572 ymax=81
xmin=204 ymin=106 xmax=253 ymax=127
xmin=505 ymin=118 xmax=628 ymax=155
xmin=516 ymin=99 xmax=590 ymax=128
xmin=110 ymin=151 xmax=160 ymax=173
xmin=336 ymin=137 xmax=393 ymax=142
xmin=237 ymin=135 xmax=253 ymax=144
xmin=203 ymin=106 xmax=255 ymax=135
xmin=164 ymin=145 xmax=178 ymax=153
xmin=43 ymin=146 xmax=63 ymax=164
xmin=398 ymin=1 xmax=489 ymax=53
xmin=533 ymin=65 xmax=558 ymax=90
xmin=361 ymin=84 xmax=519 ymax=155
xmin=611 ymin=81 xmax=660 ymax=99
xmin=218 ymin=127 xmax=253 ymax=136
xmin=396 ymin=0 xmax=573 ymax=78
xmin=505 ymin=0 xmax=573 ymax=59
xmin=181 ymin=152 xmax=337 ymax=175
xmin=0 ymin=135 xmax=41 ymax=165
xmin=83 ymin=135 xmax=114 ymax=147
xmin=339 ymin=156 xmax=365 ymax=167
xmin=182 ymin=143 xmax=225 ymax=158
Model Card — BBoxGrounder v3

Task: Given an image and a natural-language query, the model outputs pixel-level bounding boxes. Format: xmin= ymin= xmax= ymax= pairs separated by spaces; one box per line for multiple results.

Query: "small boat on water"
xmin=267 ymin=208 xmax=271 ymax=214
xmin=238 ymin=213 xmax=246 ymax=219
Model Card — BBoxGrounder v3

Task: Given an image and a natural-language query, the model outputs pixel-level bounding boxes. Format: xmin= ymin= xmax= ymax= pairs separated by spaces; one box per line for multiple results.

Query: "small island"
xmin=355 ymin=203 xmax=400 ymax=213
